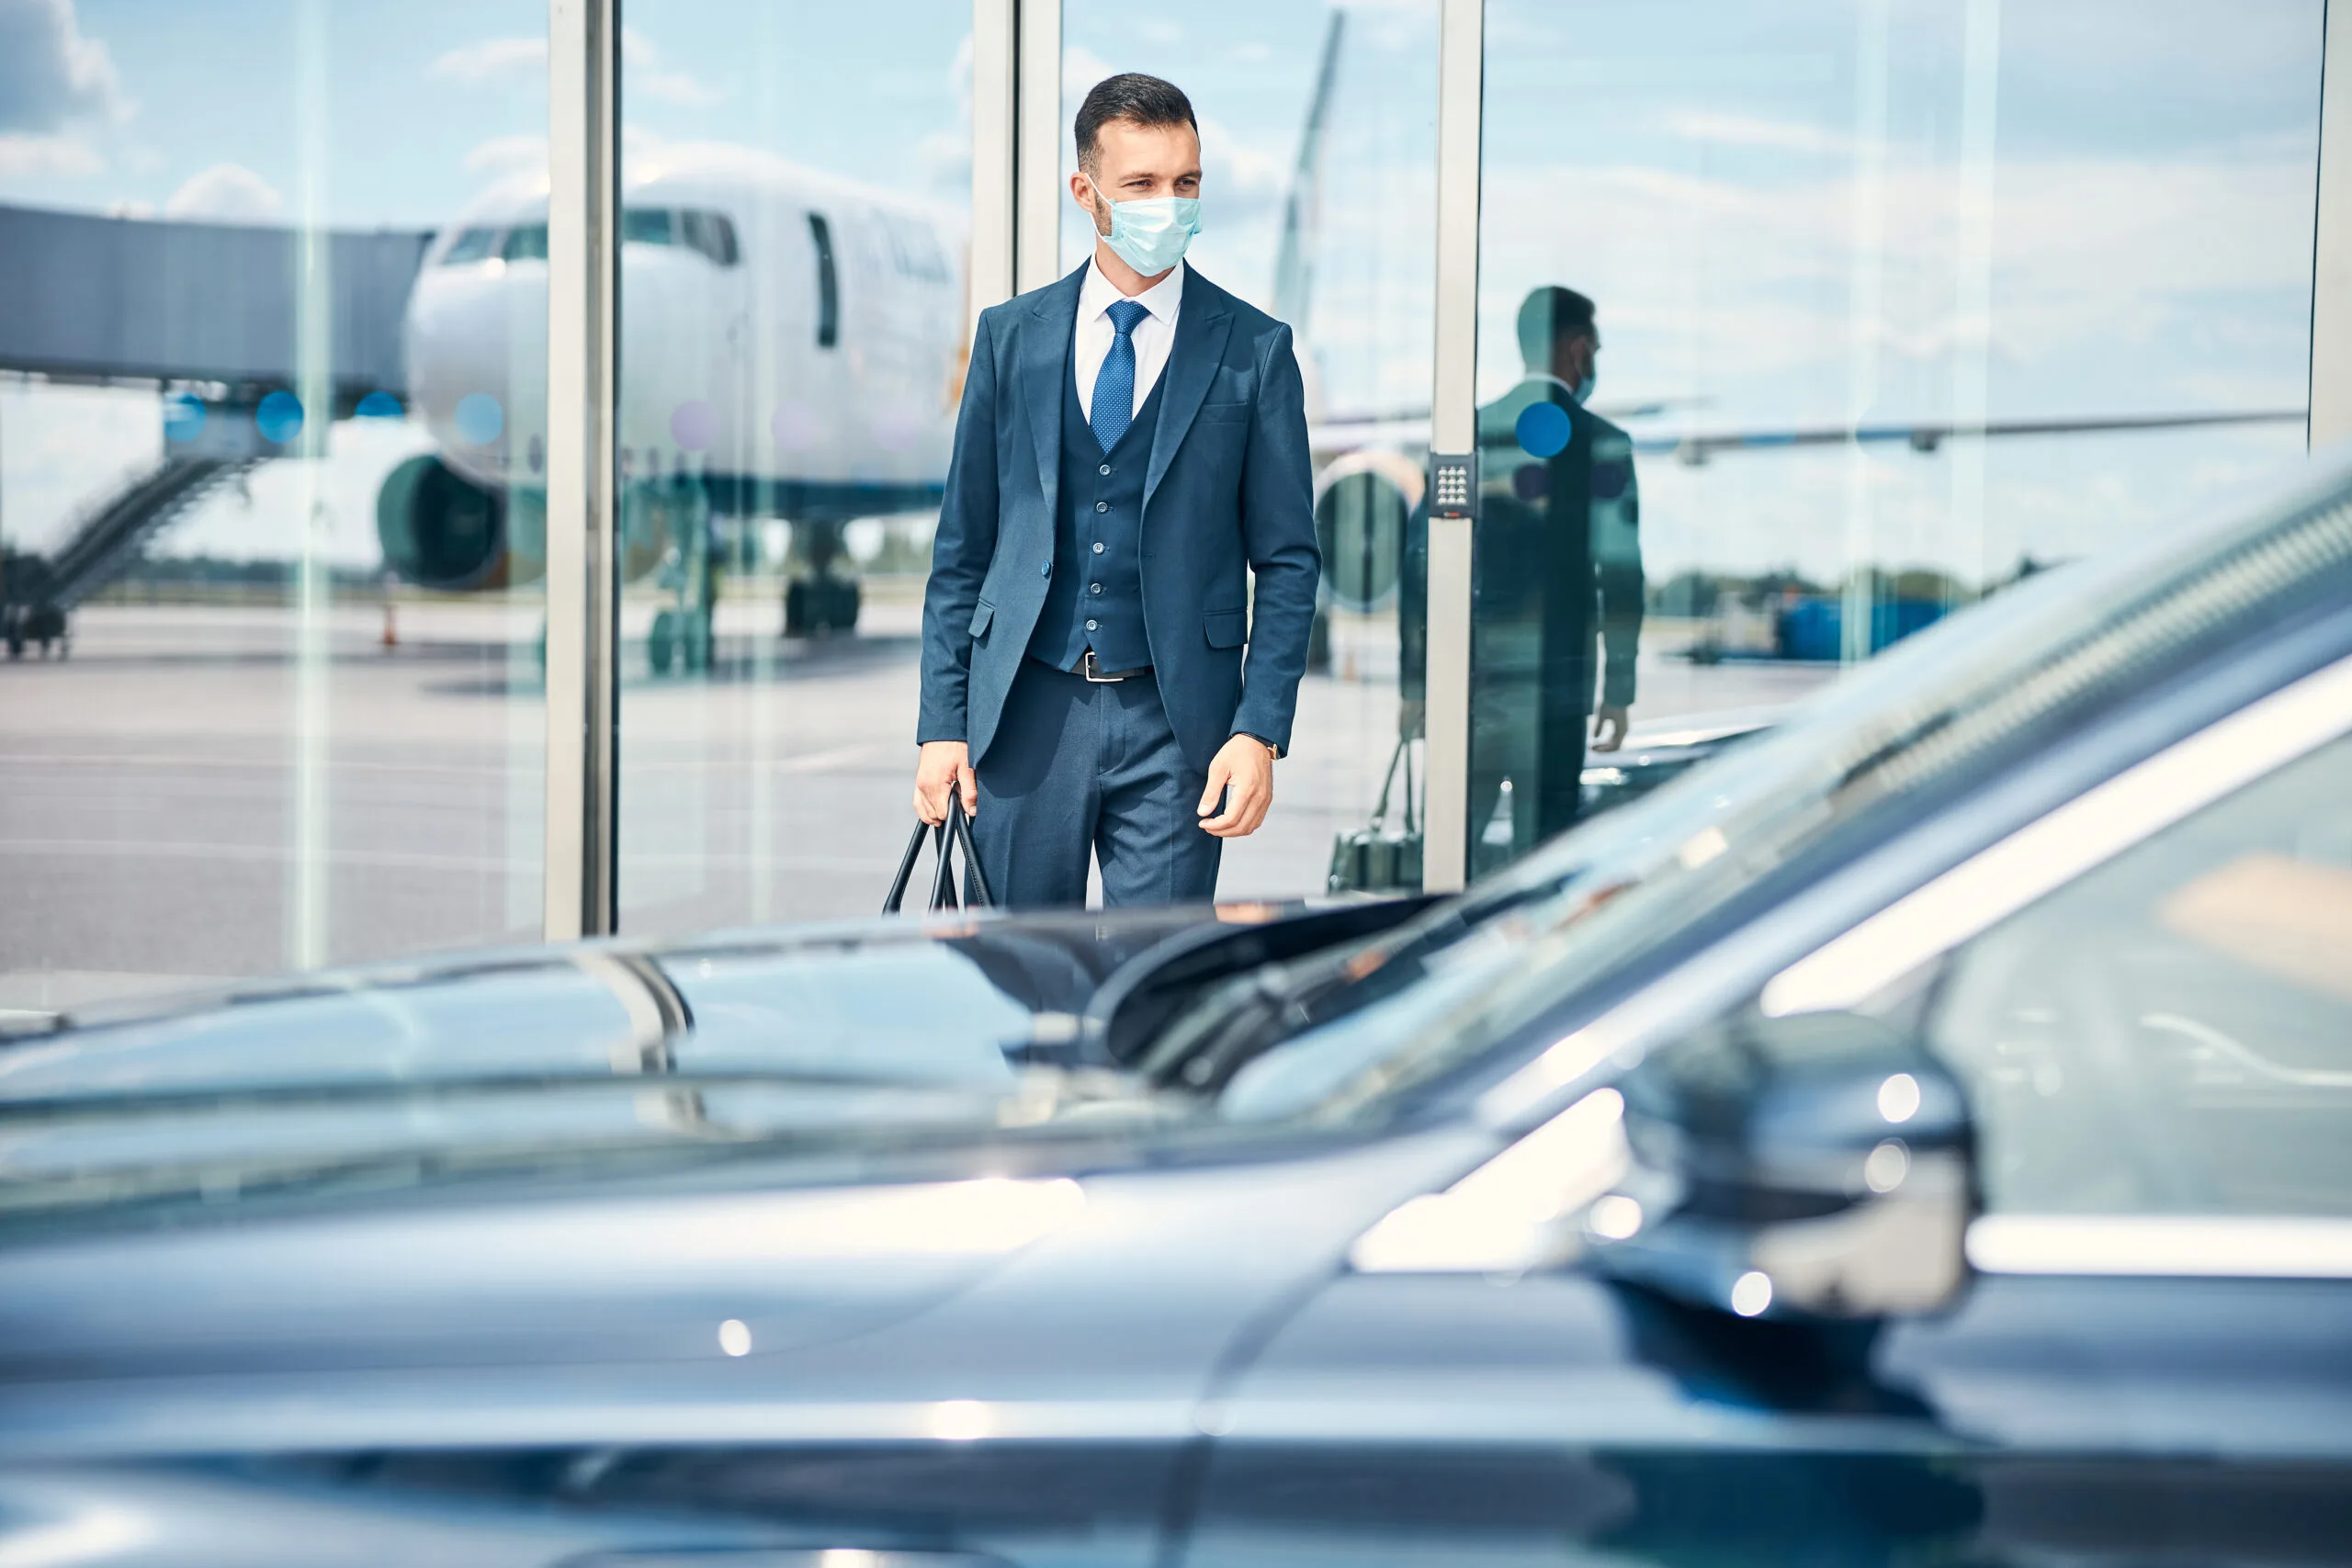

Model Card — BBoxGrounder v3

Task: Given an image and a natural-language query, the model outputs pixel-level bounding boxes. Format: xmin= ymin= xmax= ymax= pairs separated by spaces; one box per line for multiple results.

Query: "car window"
xmin=1928 ymin=733 xmax=2352 ymax=1216
xmin=1212 ymin=461 xmax=2352 ymax=1121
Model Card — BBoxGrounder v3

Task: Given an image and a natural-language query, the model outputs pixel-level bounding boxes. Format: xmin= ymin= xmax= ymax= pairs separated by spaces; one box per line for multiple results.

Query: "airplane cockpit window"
xmin=881 ymin=214 xmax=948 ymax=284
xmin=622 ymin=208 xmax=676 ymax=247
xmin=439 ymin=227 xmax=500 ymax=265
xmin=681 ymin=210 xmax=740 ymax=267
xmin=500 ymin=223 xmax=548 ymax=263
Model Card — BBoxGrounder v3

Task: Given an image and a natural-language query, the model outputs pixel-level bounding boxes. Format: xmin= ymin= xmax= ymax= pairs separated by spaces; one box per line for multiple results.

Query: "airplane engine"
xmin=376 ymin=454 xmax=545 ymax=592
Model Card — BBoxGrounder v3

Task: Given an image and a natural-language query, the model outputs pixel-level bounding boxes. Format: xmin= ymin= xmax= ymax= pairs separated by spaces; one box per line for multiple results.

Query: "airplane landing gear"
xmin=784 ymin=574 xmax=860 ymax=637
xmin=631 ymin=478 xmax=718 ymax=678
xmin=648 ymin=607 xmax=714 ymax=675
xmin=781 ymin=517 xmax=861 ymax=637
xmin=4 ymin=603 xmax=67 ymax=660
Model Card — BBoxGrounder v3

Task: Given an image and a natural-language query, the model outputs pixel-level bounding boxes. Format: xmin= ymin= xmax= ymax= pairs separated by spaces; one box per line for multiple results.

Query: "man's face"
xmin=1073 ymin=118 xmax=1203 ymax=232
xmin=1558 ymin=331 xmax=1599 ymax=386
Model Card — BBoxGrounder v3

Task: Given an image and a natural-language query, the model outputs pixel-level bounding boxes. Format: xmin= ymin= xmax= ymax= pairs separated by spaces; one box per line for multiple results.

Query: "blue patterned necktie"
xmin=1090 ymin=299 xmax=1149 ymax=451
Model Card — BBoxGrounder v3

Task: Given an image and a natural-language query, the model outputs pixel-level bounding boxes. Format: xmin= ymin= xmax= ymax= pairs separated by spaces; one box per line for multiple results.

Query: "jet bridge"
xmin=0 ymin=203 xmax=427 ymax=398
xmin=0 ymin=203 xmax=430 ymax=653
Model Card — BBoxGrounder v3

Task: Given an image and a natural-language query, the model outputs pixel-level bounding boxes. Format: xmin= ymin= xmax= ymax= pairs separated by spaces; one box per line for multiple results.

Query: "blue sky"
xmin=0 ymin=0 xmax=2329 ymax=588
xmin=0 ymin=0 xmax=972 ymax=221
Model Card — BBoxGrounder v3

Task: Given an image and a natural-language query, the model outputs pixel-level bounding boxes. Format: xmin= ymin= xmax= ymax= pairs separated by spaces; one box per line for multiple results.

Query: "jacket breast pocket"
xmin=969 ymin=599 xmax=995 ymax=638
xmin=1195 ymin=401 xmax=1250 ymax=425
xmin=1203 ymin=607 xmax=1248 ymax=649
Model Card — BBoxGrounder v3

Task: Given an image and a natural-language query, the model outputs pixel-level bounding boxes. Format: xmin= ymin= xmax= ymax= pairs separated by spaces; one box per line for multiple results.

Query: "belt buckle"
xmin=1081 ymin=650 xmax=1125 ymax=683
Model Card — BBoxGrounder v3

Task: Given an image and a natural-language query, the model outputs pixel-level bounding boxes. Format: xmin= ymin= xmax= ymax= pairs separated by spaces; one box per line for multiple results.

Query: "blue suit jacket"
xmin=918 ymin=264 xmax=1321 ymax=772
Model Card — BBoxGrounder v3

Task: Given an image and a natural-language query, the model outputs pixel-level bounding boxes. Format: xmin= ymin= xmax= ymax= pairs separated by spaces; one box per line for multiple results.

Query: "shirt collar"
xmin=1080 ymin=256 xmax=1185 ymax=326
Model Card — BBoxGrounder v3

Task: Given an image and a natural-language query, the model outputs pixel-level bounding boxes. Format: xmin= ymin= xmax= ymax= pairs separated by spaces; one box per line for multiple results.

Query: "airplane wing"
xmin=1645 ymin=407 xmax=2308 ymax=465
xmin=1309 ymin=405 xmax=2307 ymax=461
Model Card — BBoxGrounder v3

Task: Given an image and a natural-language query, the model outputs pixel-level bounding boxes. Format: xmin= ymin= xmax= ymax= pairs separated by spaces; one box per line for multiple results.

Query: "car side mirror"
xmin=1585 ymin=1009 xmax=1976 ymax=1320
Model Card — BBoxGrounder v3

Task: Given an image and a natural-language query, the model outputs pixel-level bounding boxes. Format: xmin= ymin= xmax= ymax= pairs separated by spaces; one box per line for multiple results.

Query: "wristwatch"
xmin=1238 ymin=731 xmax=1281 ymax=761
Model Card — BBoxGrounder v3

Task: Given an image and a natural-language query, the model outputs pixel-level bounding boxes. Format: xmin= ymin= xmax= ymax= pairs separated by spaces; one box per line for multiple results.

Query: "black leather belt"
xmin=1080 ymin=650 xmax=1150 ymax=682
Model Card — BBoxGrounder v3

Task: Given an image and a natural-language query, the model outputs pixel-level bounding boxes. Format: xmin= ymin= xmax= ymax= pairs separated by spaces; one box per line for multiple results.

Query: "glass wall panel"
xmin=614 ymin=2 xmax=972 ymax=934
xmin=1464 ymin=0 xmax=2322 ymax=876
xmin=0 ymin=1 xmax=546 ymax=1012
xmin=1061 ymin=0 xmax=1440 ymax=898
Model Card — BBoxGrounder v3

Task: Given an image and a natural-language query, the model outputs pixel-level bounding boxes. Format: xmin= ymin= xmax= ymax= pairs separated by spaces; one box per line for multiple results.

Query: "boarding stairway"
xmin=2 ymin=457 xmax=253 ymax=657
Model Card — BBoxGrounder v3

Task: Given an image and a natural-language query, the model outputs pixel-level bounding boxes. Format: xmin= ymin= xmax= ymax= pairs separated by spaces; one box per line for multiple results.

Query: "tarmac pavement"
xmin=0 ymin=588 xmax=1835 ymax=1012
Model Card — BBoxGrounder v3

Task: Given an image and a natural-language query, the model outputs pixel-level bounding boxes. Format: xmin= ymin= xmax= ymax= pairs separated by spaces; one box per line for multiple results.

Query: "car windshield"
xmin=7 ymin=460 xmax=2346 ymax=1227
xmin=1215 ymin=454 xmax=2352 ymax=1121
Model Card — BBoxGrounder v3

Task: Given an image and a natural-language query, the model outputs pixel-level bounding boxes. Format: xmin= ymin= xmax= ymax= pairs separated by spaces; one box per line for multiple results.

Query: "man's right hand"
xmin=913 ymin=740 xmax=978 ymax=825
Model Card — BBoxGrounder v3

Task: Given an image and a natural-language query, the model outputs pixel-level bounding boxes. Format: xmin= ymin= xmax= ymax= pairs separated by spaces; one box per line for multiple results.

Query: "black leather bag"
xmin=884 ymin=808 xmax=994 ymax=914
xmin=1328 ymin=737 xmax=1423 ymax=895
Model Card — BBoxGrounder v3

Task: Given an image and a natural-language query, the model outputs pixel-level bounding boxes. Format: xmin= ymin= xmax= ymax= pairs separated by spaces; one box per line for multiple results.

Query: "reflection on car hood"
xmin=0 ymin=902 xmax=1280 ymax=1227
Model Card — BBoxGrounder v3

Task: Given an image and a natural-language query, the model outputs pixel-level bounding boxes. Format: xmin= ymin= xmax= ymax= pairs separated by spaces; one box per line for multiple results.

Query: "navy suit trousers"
xmin=970 ymin=659 xmax=1222 ymax=909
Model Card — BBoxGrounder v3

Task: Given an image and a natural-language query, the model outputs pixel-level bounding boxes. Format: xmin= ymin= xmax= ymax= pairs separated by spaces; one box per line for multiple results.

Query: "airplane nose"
xmin=405 ymin=262 xmax=536 ymax=479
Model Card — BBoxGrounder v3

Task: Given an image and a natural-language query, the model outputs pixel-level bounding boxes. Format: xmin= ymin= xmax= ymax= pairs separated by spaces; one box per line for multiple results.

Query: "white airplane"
xmin=380 ymin=151 xmax=968 ymax=666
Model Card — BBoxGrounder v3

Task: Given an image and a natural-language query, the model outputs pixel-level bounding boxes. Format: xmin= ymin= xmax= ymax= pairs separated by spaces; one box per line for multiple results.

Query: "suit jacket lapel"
xmin=1143 ymin=269 xmax=1234 ymax=515
xmin=1023 ymin=265 xmax=1087 ymax=515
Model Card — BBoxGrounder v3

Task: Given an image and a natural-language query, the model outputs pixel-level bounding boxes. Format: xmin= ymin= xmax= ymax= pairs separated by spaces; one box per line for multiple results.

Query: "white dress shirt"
xmin=1072 ymin=257 xmax=1184 ymax=420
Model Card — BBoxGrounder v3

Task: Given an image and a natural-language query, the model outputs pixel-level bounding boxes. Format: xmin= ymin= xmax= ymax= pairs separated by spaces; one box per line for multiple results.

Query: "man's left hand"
xmin=1199 ymin=735 xmax=1275 ymax=838
xmin=1591 ymin=705 xmax=1630 ymax=752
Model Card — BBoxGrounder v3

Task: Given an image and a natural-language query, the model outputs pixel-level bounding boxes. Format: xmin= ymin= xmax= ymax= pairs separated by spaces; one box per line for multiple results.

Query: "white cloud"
xmin=429 ymin=36 xmax=546 ymax=85
xmin=620 ymin=26 xmax=726 ymax=108
xmin=1199 ymin=115 xmax=1285 ymax=198
xmin=0 ymin=127 xmax=102 ymax=175
xmin=1476 ymin=151 xmax=2315 ymax=402
xmin=163 ymin=163 xmax=283 ymax=222
xmin=0 ymin=0 xmax=126 ymax=180
xmin=462 ymin=134 xmax=547 ymax=179
xmin=915 ymin=127 xmax=969 ymax=197
xmin=0 ymin=0 xmax=124 ymax=132
xmin=1063 ymin=44 xmax=1118 ymax=108
xmin=635 ymin=67 xmax=725 ymax=108
xmin=429 ymin=28 xmax=722 ymax=107
xmin=1669 ymin=112 xmax=1849 ymax=157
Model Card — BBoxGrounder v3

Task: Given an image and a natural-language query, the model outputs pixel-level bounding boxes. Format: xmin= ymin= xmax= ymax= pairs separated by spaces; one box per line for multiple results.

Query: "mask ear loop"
xmin=1081 ymin=172 xmax=1115 ymax=239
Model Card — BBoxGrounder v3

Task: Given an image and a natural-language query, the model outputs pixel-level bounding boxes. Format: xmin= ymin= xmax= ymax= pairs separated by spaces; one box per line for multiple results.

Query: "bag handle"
xmin=1369 ymin=737 xmax=1408 ymax=830
xmin=883 ymin=808 xmax=993 ymax=915
xmin=949 ymin=807 xmax=995 ymax=908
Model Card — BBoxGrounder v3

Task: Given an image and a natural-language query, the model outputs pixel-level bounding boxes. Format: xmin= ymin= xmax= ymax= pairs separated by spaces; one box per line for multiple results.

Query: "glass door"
xmin=1061 ymin=0 xmax=1441 ymax=899
xmin=1462 ymin=0 xmax=2322 ymax=876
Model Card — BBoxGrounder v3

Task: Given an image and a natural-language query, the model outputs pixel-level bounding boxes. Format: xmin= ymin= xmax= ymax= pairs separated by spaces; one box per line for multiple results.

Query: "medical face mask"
xmin=1085 ymin=175 xmax=1201 ymax=276
xmin=1573 ymin=371 xmax=1597 ymax=404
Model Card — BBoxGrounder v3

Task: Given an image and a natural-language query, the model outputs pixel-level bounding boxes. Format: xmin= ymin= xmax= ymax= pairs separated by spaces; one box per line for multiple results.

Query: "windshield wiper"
xmin=1138 ymin=943 xmax=1372 ymax=1094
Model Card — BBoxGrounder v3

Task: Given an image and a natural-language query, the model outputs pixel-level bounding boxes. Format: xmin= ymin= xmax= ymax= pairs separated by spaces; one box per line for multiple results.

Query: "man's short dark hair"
xmin=1075 ymin=73 xmax=1198 ymax=175
xmin=1516 ymin=286 xmax=1599 ymax=368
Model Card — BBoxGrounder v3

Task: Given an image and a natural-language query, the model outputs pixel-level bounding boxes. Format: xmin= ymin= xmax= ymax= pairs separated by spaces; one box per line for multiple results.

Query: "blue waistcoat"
xmin=1025 ymin=360 xmax=1167 ymax=672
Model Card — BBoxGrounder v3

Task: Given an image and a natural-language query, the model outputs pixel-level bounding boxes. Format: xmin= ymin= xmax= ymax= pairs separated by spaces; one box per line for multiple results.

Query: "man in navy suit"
xmin=912 ymin=73 xmax=1320 ymax=908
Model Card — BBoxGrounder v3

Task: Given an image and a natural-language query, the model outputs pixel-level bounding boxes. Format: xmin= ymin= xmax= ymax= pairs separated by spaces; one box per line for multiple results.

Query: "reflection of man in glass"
xmin=1402 ymin=286 xmax=1643 ymax=869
